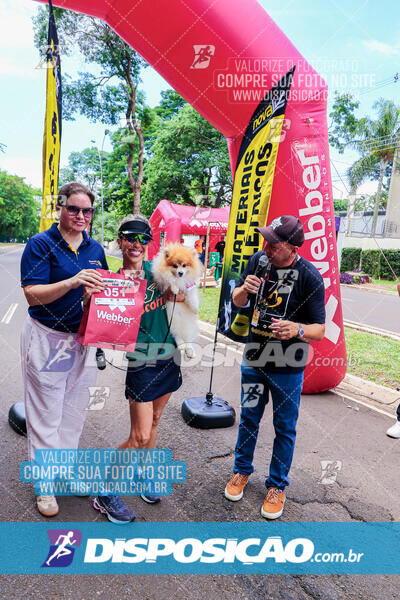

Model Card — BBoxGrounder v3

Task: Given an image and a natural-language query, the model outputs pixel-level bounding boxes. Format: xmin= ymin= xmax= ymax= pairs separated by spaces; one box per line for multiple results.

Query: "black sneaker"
xmin=140 ymin=493 xmax=161 ymax=504
xmin=93 ymin=495 xmax=136 ymax=524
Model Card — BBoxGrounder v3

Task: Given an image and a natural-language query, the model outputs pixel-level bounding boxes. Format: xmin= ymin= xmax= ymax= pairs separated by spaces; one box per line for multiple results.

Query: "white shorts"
xmin=20 ymin=316 xmax=98 ymax=460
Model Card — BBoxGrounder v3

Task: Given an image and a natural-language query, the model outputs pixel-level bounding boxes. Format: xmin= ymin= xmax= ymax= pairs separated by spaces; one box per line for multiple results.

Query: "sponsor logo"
xmin=294 ymin=142 xmax=340 ymax=345
xmin=84 ymin=536 xmax=314 ymax=564
xmin=42 ymin=529 xmax=82 ymax=568
xmin=96 ymin=309 xmax=135 ymax=324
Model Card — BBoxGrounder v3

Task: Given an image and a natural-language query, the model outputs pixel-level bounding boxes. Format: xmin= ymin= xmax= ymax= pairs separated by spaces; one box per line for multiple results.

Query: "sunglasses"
xmin=120 ymin=233 xmax=152 ymax=245
xmin=64 ymin=204 xmax=96 ymax=218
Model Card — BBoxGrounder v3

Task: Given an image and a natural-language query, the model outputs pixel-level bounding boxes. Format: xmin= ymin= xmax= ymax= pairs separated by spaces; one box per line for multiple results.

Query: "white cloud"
xmin=0 ymin=1 xmax=37 ymax=50
xmin=362 ymin=40 xmax=400 ymax=57
xmin=0 ymin=1 xmax=43 ymax=78
xmin=0 ymin=156 xmax=42 ymax=189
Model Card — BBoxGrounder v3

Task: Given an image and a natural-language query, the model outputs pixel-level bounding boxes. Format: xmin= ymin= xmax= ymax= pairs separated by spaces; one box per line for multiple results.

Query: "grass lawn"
xmin=198 ymin=287 xmax=222 ymax=323
xmin=197 ymin=287 xmax=400 ymax=388
xmin=344 ymin=326 xmax=400 ymax=389
xmin=370 ymin=278 xmax=398 ymax=292
xmin=106 ymin=255 xmax=122 ymax=271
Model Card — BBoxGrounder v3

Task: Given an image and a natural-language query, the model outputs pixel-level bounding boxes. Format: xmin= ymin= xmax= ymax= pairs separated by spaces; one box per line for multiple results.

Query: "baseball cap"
xmin=256 ymin=215 xmax=304 ymax=247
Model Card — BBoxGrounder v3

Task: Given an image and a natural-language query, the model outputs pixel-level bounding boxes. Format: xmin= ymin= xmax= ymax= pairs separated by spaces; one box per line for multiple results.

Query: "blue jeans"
xmin=234 ymin=363 xmax=304 ymax=490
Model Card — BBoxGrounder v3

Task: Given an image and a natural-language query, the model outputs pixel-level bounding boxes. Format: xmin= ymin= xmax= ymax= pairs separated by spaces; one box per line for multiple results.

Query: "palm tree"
xmin=347 ymin=98 xmax=400 ymax=236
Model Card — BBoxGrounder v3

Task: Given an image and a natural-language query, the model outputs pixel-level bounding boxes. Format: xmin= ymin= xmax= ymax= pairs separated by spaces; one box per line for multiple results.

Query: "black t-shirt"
xmin=236 ymin=251 xmax=325 ymax=373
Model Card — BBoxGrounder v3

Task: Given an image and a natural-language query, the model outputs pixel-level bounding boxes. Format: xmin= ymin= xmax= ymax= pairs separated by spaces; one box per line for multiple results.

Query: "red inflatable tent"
xmin=148 ymin=200 xmax=229 ymax=259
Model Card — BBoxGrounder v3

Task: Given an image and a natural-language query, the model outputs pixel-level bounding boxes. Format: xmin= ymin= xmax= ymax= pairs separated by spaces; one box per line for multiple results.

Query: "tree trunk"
xmin=133 ymin=121 xmax=144 ymax=214
xmin=371 ymin=160 xmax=385 ymax=237
xmin=124 ymin=67 xmax=145 ymax=215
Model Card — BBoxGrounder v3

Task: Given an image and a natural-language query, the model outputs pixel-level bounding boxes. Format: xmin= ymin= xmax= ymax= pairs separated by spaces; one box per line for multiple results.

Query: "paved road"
xmin=1 ymin=247 xmax=400 ymax=599
xmin=341 ymin=285 xmax=399 ymax=333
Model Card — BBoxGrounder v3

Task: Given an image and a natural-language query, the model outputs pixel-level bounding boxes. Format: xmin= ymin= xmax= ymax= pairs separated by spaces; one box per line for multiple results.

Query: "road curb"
xmin=340 ymin=283 xmax=397 ymax=296
xmin=343 ymin=319 xmax=400 ymax=341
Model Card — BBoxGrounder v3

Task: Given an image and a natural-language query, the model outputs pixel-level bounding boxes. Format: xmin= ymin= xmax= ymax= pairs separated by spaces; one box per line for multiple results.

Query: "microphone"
xmin=255 ymin=254 xmax=269 ymax=278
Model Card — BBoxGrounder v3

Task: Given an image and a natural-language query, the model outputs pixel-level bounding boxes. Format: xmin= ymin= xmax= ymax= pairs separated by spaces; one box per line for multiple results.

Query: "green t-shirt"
xmin=122 ymin=261 xmax=176 ymax=362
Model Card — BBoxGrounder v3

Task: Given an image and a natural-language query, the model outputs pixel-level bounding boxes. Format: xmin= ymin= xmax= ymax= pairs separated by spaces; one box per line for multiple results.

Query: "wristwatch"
xmin=297 ymin=323 xmax=304 ymax=338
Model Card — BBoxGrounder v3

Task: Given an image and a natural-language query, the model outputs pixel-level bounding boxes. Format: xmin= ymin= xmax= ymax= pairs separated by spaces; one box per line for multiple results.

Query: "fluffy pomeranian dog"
xmin=152 ymin=243 xmax=203 ymax=358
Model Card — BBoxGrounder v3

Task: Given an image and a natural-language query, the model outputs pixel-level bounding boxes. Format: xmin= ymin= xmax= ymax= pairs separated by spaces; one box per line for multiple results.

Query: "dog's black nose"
xmin=178 ymin=271 xmax=184 ymax=277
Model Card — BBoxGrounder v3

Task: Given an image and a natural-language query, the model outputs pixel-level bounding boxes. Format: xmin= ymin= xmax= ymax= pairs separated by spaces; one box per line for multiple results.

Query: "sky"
xmin=0 ymin=0 xmax=399 ymax=199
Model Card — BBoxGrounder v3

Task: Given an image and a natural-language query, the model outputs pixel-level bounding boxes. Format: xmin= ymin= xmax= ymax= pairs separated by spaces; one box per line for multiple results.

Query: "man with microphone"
xmin=224 ymin=215 xmax=326 ymax=519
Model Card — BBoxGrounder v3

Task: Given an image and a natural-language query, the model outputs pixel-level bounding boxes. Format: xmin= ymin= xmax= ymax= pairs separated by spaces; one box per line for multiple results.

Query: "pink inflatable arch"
xmin=41 ymin=0 xmax=346 ymax=393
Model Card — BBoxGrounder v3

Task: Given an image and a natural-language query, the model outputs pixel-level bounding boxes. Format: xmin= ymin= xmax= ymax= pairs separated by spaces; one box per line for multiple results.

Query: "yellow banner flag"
xmin=39 ymin=0 xmax=62 ymax=232
xmin=217 ymin=68 xmax=294 ymax=341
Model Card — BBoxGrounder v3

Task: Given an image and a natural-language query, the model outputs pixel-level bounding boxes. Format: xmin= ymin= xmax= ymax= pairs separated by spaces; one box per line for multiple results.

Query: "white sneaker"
xmin=386 ymin=420 xmax=400 ymax=438
xmin=36 ymin=495 xmax=59 ymax=517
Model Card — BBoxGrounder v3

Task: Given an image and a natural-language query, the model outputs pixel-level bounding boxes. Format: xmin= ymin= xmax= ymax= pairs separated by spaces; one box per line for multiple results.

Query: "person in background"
xmin=20 ymin=182 xmax=107 ymax=518
xmin=195 ymin=235 xmax=206 ymax=264
xmin=92 ymin=215 xmax=183 ymax=524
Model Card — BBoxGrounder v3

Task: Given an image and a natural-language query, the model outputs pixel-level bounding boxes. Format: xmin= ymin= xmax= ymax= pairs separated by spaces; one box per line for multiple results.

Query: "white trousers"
xmin=20 ymin=317 xmax=98 ymax=461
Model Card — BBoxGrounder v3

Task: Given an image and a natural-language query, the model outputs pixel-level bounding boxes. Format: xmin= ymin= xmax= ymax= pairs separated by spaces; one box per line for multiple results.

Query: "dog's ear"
xmin=191 ymin=248 xmax=198 ymax=259
xmin=163 ymin=248 xmax=170 ymax=258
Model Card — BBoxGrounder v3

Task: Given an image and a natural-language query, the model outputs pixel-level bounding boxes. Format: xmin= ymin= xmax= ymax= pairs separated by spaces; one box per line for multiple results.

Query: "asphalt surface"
xmin=1 ymin=246 xmax=400 ymax=599
xmin=341 ymin=285 xmax=399 ymax=334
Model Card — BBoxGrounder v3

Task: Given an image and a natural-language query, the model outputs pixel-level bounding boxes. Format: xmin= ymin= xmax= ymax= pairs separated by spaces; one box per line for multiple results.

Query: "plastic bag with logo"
xmin=78 ymin=269 xmax=147 ymax=351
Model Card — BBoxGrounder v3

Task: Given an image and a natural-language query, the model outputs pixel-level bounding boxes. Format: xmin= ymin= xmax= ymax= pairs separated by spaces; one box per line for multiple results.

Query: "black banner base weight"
xmin=9 ymin=401 xmax=27 ymax=436
xmin=181 ymin=395 xmax=235 ymax=429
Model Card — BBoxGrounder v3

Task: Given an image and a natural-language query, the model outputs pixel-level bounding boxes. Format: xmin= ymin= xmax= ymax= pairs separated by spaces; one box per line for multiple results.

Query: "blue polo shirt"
xmin=21 ymin=223 xmax=108 ymax=333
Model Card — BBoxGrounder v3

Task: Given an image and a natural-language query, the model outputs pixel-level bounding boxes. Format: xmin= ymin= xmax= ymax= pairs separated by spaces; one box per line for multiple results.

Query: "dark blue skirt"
xmin=125 ymin=354 xmax=182 ymax=403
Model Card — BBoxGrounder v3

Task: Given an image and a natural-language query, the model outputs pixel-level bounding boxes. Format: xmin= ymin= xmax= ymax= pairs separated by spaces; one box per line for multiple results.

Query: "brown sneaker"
xmin=224 ymin=473 xmax=249 ymax=501
xmin=36 ymin=495 xmax=59 ymax=517
xmin=261 ymin=487 xmax=285 ymax=519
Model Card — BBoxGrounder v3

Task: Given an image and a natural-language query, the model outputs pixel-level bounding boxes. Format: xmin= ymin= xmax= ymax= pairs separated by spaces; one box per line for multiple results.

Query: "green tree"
xmin=346 ymin=99 xmax=399 ymax=235
xmin=328 ymin=92 xmax=367 ymax=153
xmin=333 ymin=198 xmax=348 ymax=213
xmin=33 ymin=7 xmax=149 ymax=213
xmin=153 ymin=90 xmax=186 ymax=120
xmin=142 ymin=104 xmax=232 ymax=215
xmin=91 ymin=208 xmax=120 ymax=243
xmin=0 ymin=171 xmax=40 ymax=239
xmin=59 ymin=147 xmax=104 ymax=192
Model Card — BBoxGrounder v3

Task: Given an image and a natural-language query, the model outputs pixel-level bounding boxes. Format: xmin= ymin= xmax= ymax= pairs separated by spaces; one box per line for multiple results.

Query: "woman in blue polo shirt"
xmin=20 ymin=182 xmax=107 ymax=518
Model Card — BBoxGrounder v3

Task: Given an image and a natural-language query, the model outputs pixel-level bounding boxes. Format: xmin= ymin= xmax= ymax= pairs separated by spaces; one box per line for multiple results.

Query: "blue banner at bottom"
xmin=1 ymin=522 xmax=399 ymax=574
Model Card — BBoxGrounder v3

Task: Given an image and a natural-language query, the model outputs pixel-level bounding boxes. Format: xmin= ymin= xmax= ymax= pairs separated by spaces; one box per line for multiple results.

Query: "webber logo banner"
xmin=217 ymin=68 xmax=294 ymax=341
xmin=39 ymin=0 xmax=62 ymax=233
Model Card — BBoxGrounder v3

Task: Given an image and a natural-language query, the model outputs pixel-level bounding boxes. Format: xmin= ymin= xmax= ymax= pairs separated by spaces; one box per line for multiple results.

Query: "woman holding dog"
xmin=93 ymin=214 xmax=183 ymax=524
